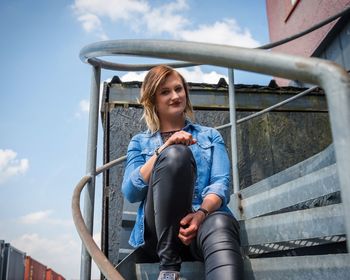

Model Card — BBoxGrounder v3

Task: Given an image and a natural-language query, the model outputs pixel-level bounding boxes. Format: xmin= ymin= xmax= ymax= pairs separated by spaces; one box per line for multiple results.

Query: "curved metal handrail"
xmin=72 ymin=157 xmax=126 ymax=280
xmin=76 ymin=40 xmax=350 ymax=279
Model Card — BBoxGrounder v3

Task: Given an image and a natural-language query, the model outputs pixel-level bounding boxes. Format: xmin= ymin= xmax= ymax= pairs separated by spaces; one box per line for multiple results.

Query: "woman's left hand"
xmin=178 ymin=211 xmax=206 ymax=245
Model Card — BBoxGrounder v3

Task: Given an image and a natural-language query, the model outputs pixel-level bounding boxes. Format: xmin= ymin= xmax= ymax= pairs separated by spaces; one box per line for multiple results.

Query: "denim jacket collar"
xmin=145 ymin=119 xmax=195 ymax=137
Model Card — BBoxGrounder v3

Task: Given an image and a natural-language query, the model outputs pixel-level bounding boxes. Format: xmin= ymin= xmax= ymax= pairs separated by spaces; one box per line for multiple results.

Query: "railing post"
xmin=228 ymin=68 xmax=240 ymax=193
xmin=80 ymin=65 xmax=101 ymax=280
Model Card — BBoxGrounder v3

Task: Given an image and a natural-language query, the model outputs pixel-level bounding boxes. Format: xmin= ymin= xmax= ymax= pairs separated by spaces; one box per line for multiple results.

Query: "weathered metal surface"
xmin=245 ymin=254 xmax=350 ymax=280
xmin=240 ymin=204 xmax=345 ymax=246
xmin=0 ymin=240 xmax=4 ymax=279
xmin=245 ymin=235 xmax=346 ymax=256
xmin=2 ymin=244 xmax=26 ymax=280
xmin=117 ymin=251 xmax=350 ymax=279
xmin=322 ymin=20 xmax=350 ymax=74
xmin=105 ymin=105 xmax=332 ymax=264
xmin=80 ymin=66 xmax=101 ymax=280
xmin=72 ymin=174 xmax=125 ymax=280
xmin=235 ymin=111 xmax=332 ymax=189
xmin=239 ymin=144 xmax=335 ymax=199
xmin=240 ymin=164 xmax=339 ymax=219
xmin=105 ymin=82 xmax=328 ymax=111
xmin=228 ymin=69 xmax=240 ymax=192
xmin=77 ymin=39 xmax=350 ymax=278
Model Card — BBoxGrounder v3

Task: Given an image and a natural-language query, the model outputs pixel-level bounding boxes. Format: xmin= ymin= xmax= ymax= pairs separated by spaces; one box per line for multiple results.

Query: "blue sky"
xmin=0 ymin=0 xmax=270 ymax=278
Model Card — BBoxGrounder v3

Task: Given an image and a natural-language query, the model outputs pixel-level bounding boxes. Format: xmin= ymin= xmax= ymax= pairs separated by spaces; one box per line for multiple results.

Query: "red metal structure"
xmin=266 ymin=0 xmax=350 ymax=85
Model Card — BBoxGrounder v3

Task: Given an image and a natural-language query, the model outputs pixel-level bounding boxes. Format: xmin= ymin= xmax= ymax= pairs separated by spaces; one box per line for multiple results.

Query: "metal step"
xmin=117 ymin=253 xmax=350 ymax=280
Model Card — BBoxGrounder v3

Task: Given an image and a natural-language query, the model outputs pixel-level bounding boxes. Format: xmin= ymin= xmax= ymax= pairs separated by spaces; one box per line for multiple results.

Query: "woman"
xmin=122 ymin=65 xmax=243 ymax=280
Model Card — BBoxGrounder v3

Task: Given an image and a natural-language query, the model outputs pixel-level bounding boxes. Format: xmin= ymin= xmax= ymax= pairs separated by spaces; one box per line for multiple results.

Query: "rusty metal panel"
xmin=24 ymin=256 xmax=47 ymax=280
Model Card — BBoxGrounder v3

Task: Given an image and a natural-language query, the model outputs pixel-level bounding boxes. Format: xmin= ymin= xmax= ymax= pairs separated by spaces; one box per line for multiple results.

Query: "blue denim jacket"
xmin=121 ymin=120 xmax=232 ymax=248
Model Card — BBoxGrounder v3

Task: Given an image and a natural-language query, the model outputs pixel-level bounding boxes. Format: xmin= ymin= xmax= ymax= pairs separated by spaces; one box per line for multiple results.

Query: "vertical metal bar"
xmin=321 ymin=76 xmax=350 ymax=254
xmin=80 ymin=65 xmax=101 ymax=280
xmin=228 ymin=68 xmax=240 ymax=193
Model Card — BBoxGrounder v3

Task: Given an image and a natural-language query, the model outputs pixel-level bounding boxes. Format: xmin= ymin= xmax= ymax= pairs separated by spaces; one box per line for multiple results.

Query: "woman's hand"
xmin=165 ymin=131 xmax=197 ymax=147
xmin=178 ymin=211 xmax=206 ymax=245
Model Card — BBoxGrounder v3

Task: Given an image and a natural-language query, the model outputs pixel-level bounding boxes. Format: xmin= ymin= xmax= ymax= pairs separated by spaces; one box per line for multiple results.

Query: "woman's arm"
xmin=122 ymin=131 xmax=196 ymax=202
xmin=140 ymin=130 xmax=197 ymax=182
xmin=121 ymin=137 xmax=150 ymax=203
xmin=178 ymin=193 xmax=222 ymax=245
xmin=178 ymin=128 xmax=231 ymax=245
xmin=201 ymin=129 xmax=231 ymax=206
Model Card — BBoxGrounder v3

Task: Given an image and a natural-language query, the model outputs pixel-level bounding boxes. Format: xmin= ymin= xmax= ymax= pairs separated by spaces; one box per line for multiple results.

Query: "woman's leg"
xmin=144 ymin=144 xmax=197 ymax=271
xmin=195 ymin=212 xmax=243 ymax=280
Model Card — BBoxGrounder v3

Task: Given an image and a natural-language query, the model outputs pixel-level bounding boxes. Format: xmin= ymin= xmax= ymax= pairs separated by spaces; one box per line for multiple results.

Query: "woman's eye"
xmin=161 ymin=90 xmax=170 ymax=95
xmin=175 ymin=86 xmax=183 ymax=92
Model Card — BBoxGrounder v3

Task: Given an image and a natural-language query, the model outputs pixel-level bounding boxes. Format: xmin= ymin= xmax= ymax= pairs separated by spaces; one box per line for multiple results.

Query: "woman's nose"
xmin=171 ymin=90 xmax=179 ymax=99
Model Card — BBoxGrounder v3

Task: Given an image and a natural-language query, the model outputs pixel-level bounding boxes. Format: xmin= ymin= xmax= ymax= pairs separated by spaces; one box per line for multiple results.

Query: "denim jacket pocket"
xmin=196 ymin=140 xmax=213 ymax=164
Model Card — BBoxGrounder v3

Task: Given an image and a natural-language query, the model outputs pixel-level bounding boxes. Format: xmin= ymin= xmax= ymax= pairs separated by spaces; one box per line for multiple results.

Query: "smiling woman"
xmin=121 ymin=65 xmax=243 ymax=280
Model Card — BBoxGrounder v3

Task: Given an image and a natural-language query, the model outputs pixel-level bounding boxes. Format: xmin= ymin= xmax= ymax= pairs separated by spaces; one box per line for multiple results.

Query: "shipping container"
xmin=45 ymin=268 xmax=62 ymax=280
xmin=24 ymin=256 xmax=46 ymax=280
xmin=0 ymin=240 xmax=5 ymax=280
xmin=2 ymin=243 xmax=25 ymax=280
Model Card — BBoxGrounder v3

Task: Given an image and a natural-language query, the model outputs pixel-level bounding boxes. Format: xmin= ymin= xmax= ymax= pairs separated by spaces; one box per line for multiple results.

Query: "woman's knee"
xmin=158 ymin=144 xmax=195 ymax=170
xmin=198 ymin=212 xmax=241 ymax=244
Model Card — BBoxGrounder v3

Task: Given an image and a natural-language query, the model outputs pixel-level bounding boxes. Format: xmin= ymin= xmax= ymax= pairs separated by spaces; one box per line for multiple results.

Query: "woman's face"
xmin=155 ymin=72 xmax=187 ymax=121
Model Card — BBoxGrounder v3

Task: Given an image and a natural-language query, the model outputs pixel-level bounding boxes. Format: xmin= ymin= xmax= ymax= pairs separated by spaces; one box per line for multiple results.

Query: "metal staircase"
xmin=112 ymin=143 xmax=347 ymax=279
xmin=72 ymin=39 xmax=350 ymax=280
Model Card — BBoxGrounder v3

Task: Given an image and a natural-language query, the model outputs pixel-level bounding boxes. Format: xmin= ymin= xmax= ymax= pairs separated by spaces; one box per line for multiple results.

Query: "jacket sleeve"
xmin=121 ymin=135 xmax=149 ymax=203
xmin=201 ymin=129 xmax=231 ymax=206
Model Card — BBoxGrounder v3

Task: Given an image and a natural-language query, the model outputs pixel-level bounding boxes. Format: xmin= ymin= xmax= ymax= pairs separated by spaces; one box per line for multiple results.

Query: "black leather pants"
xmin=143 ymin=144 xmax=243 ymax=279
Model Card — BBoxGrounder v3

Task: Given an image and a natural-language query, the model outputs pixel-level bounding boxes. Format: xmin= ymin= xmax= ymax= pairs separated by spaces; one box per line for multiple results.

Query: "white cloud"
xmin=75 ymin=99 xmax=90 ymax=118
xmin=179 ymin=19 xmax=260 ymax=47
xmin=72 ymin=0 xmax=149 ymax=38
xmin=121 ymin=71 xmax=147 ymax=82
xmin=120 ymin=66 xmax=226 ymax=84
xmin=79 ymin=99 xmax=90 ymax=113
xmin=78 ymin=13 xmax=101 ymax=32
xmin=19 ymin=210 xmax=73 ymax=227
xmin=177 ymin=66 xmax=227 ymax=83
xmin=72 ymin=0 xmax=260 ymax=48
xmin=73 ymin=0 xmax=149 ymax=21
xmin=77 ymin=13 xmax=108 ymax=40
xmin=0 ymin=149 xmax=29 ymax=185
xmin=142 ymin=0 xmax=189 ymax=35
xmin=19 ymin=210 xmax=52 ymax=224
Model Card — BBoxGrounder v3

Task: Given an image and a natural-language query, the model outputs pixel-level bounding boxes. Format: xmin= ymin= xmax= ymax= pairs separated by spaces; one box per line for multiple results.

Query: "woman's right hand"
xmin=140 ymin=131 xmax=196 ymax=183
xmin=164 ymin=130 xmax=197 ymax=147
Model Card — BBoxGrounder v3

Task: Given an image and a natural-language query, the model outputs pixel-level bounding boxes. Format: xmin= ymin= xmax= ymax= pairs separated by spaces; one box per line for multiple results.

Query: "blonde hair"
xmin=139 ymin=65 xmax=194 ymax=132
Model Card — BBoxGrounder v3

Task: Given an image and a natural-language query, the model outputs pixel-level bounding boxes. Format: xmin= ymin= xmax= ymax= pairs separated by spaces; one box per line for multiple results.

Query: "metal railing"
xmin=74 ymin=38 xmax=350 ymax=280
xmin=72 ymin=83 xmax=322 ymax=280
